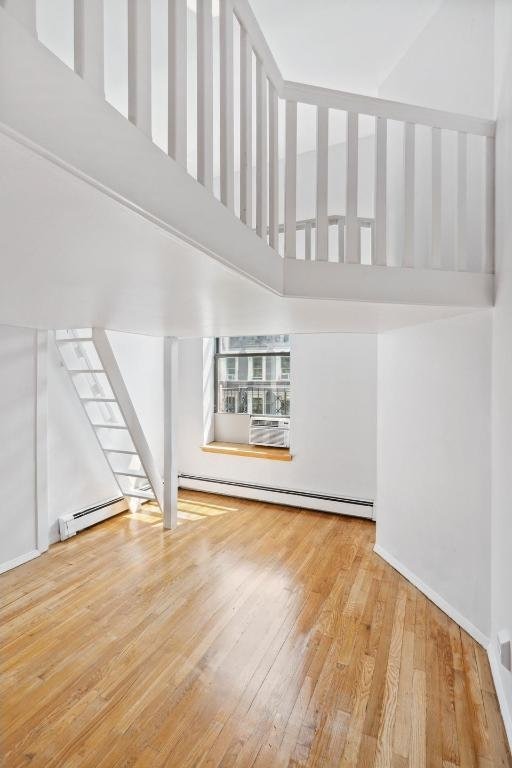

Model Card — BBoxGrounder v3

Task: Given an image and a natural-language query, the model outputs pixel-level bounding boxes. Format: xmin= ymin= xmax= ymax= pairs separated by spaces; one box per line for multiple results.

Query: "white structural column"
xmin=202 ymin=338 xmax=215 ymax=446
xmin=168 ymin=0 xmax=187 ymax=166
xmin=268 ymin=82 xmax=279 ymax=249
xmin=239 ymin=25 xmax=252 ymax=226
xmin=163 ymin=336 xmax=179 ymax=530
xmin=197 ymin=0 xmax=213 ymax=190
xmin=256 ymin=58 xmax=268 ymax=239
xmin=403 ymin=122 xmax=415 ymax=267
xmin=127 ymin=0 xmax=152 ymax=137
xmin=484 ymin=136 xmax=495 ymax=273
xmin=36 ymin=331 xmax=49 ymax=554
xmin=374 ymin=117 xmax=387 ymax=266
xmin=2 ymin=0 xmax=36 ymax=33
xmin=284 ymin=100 xmax=297 ymax=259
xmin=219 ymin=0 xmax=234 ymax=210
xmin=74 ymin=0 xmax=104 ymax=95
xmin=457 ymin=131 xmax=467 ymax=271
xmin=315 ymin=106 xmax=329 ymax=261
xmin=431 ymin=126 xmax=442 ymax=268
xmin=345 ymin=111 xmax=359 ymax=263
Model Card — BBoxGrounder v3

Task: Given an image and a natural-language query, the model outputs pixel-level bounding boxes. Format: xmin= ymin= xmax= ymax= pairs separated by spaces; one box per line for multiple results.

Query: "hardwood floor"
xmin=1 ymin=492 xmax=510 ymax=768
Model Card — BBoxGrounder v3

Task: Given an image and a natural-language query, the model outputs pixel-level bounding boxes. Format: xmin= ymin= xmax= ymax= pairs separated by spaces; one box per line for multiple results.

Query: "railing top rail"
xmin=232 ymin=0 xmax=283 ymax=90
xmin=283 ymin=80 xmax=495 ymax=137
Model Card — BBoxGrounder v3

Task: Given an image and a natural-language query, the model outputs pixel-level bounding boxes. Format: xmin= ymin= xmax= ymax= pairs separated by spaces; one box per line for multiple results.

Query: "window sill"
xmin=201 ymin=442 xmax=292 ymax=462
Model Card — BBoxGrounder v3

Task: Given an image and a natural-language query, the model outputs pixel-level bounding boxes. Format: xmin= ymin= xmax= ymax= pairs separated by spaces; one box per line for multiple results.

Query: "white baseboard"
xmin=0 ymin=549 xmax=40 ymax=574
xmin=373 ymin=543 xmax=489 ymax=648
xmin=179 ymin=475 xmax=374 ymax=520
xmin=488 ymin=642 xmax=512 ymax=751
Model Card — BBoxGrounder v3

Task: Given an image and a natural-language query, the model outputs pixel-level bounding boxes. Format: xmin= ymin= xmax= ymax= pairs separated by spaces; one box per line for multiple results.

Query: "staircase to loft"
xmin=0 ymin=0 xmax=496 ymax=320
xmin=55 ymin=329 xmax=164 ymax=512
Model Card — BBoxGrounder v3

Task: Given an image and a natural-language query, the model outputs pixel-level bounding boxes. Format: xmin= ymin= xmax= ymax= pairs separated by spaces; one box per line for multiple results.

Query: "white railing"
xmin=7 ymin=0 xmax=495 ymax=274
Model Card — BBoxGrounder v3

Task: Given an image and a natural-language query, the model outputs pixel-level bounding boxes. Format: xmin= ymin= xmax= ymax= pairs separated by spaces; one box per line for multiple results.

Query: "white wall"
xmin=491 ymin=16 xmax=512 ymax=740
xmin=0 ymin=326 xmax=38 ymax=568
xmin=178 ymin=333 xmax=377 ymax=507
xmin=376 ymin=311 xmax=492 ymax=641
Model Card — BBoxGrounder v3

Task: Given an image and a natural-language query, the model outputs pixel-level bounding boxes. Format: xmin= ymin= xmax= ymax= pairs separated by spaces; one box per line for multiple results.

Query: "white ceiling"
xmin=248 ymin=0 xmax=443 ymax=95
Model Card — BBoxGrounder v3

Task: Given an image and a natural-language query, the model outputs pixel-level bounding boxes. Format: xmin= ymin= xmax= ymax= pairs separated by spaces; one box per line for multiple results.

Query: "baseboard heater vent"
xmin=59 ymin=496 xmax=128 ymax=541
xmin=178 ymin=474 xmax=374 ymax=519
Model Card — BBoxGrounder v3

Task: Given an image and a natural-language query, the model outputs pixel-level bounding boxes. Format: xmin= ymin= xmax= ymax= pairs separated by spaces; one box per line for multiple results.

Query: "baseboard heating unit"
xmin=59 ymin=496 xmax=128 ymax=540
xmin=178 ymin=474 xmax=374 ymax=519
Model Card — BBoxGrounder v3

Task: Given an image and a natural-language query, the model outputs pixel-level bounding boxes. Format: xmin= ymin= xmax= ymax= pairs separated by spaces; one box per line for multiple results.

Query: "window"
xmin=215 ymin=336 xmax=291 ymax=416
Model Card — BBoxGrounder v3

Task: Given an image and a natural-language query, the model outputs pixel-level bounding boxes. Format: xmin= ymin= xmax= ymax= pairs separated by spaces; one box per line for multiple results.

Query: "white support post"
xmin=256 ymin=58 xmax=268 ymax=239
xmin=128 ymin=0 xmax=152 ymax=137
xmin=484 ymin=135 xmax=495 ymax=274
xmin=163 ymin=337 xmax=179 ymax=530
xmin=219 ymin=0 xmax=234 ymax=210
xmin=239 ymin=25 xmax=252 ymax=226
xmin=168 ymin=0 xmax=187 ymax=166
xmin=403 ymin=121 xmax=415 ymax=267
xmin=197 ymin=0 xmax=213 ymax=190
xmin=315 ymin=105 xmax=329 ymax=261
xmin=36 ymin=331 xmax=49 ymax=553
xmin=457 ymin=131 xmax=467 ymax=271
xmin=374 ymin=117 xmax=387 ymax=266
xmin=268 ymin=82 xmax=279 ymax=250
xmin=304 ymin=223 xmax=312 ymax=261
xmin=345 ymin=111 xmax=359 ymax=263
xmin=202 ymin=338 xmax=215 ymax=445
xmin=431 ymin=126 xmax=442 ymax=269
xmin=74 ymin=0 xmax=104 ymax=95
xmin=284 ymin=100 xmax=297 ymax=259
xmin=2 ymin=0 xmax=36 ymax=34
xmin=337 ymin=219 xmax=345 ymax=263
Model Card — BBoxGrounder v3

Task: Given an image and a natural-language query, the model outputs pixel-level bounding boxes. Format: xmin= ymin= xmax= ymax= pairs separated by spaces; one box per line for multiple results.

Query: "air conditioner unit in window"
xmin=249 ymin=416 xmax=290 ymax=448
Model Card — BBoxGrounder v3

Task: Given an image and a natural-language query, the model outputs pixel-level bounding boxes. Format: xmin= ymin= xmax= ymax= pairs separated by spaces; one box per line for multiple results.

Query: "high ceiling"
xmin=248 ymin=0 xmax=443 ymax=95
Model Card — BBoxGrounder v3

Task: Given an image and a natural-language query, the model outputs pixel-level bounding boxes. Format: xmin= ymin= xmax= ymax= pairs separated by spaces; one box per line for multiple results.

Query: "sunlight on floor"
xmin=129 ymin=491 xmax=241 ymax=527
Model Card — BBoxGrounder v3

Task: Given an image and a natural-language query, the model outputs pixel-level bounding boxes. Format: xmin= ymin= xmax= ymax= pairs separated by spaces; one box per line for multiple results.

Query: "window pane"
xmin=218 ymin=335 xmax=290 ymax=353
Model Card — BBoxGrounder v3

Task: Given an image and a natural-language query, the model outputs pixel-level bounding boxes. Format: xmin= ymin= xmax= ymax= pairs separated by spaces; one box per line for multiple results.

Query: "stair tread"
xmin=115 ymin=470 xmax=147 ymax=478
xmin=103 ymin=449 xmax=138 ymax=455
xmin=92 ymin=422 xmax=127 ymax=430
xmin=81 ymin=397 xmax=116 ymax=403
xmin=69 ymin=369 xmax=105 ymax=374
xmin=125 ymin=490 xmax=155 ymax=500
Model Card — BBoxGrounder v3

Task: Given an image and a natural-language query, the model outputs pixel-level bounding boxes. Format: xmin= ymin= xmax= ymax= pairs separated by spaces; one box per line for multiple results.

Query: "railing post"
xmin=197 ymin=0 xmax=213 ymax=190
xmin=163 ymin=336 xmax=179 ymax=530
xmin=345 ymin=111 xmax=360 ymax=263
xmin=284 ymin=100 xmax=297 ymax=259
xmin=431 ymin=126 xmax=442 ymax=268
xmin=403 ymin=122 xmax=415 ymax=267
xmin=457 ymin=132 xmax=467 ymax=271
xmin=219 ymin=0 xmax=234 ymax=210
xmin=484 ymin=135 xmax=495 ymax=274
xmin=374 ymin=117 xmax=387 ymax=266
xmin=337 ymin=218 xmax=345 ymax=263
xmin=256 ymin=58 xmax=268 ymax=239
xmin=2 ymin=0 xmax=36 ymax=34
xmin=269 ymin=82 xmax=279 ymax=250
xmin=316 ymin=106 xmax=329 ymax=261
xmin=240 ymin=25 xmax=253 ymax=227
xmin=74 ymin=0 xmax=104 ymax=95
xmin=168 ymin=0 xmax=187 ymax=166
xmin=304 ymin=223 xmax=312 ymax=261
xmin=127 ymin=0 xmax=152 ymax=138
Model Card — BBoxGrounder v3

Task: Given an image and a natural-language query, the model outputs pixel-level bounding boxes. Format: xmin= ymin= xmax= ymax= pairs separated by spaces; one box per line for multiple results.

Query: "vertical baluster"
xmin=484 ymin=135 xmax=495 ymax=273
xmin=256 ymin=59 xmax=268 ymax=239
xmin=304 ymin=223 xmax=312 ymax=261
xmin=431 ymin=127 xmax=442 ymax=268
xmin=74 ymin=0 xmax=104 ymax=95
xmin=168 ymin=0 xmax=187 ymax=166
xmin=3 ymin=0 xmax=36 ymax=33
xmin=374 ymin=117 xmax=387 ymax=266
xmin=337 ymin=218 xmax=345 ymax=263
xmin=457 ymin=131 xmax=467 ymax=271
xmin=239 ymin=26 xmax=252 ymax=226
xmin=403 ymin=122 xmax=415 ymax=267
xmin=219 ymin=0 xmax=234 ymax=210
xmin=127 ymin=0 xmax=151 ymax=137
xmin=197 ymin=0 xmax=213 ymax=189
xmin=268 ymin=82 xmax=279 ymax=249
xmin=316 ymin=106 xmax=329 ymax=261
xmin=345 ymin=112 xmax=359 ymax=263
xmin=284 ymin=100 xmax=297 ymax=259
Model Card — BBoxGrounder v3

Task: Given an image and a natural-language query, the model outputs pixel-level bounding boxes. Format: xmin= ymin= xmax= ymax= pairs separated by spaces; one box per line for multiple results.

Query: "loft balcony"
xmin=0 ymin=2 xmax=495 ymax=336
